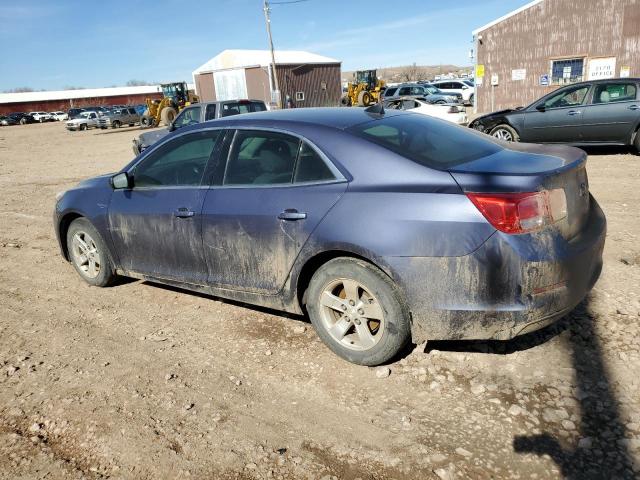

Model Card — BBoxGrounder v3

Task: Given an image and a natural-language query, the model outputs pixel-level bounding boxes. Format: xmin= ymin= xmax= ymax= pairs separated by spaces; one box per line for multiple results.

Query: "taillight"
xmin=466 ymin=189 xmax=567 ymax=234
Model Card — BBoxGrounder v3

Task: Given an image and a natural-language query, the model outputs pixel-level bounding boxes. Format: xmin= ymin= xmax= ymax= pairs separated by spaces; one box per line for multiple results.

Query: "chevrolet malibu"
xmin=54 ymin=107 xmax=606 ymax=366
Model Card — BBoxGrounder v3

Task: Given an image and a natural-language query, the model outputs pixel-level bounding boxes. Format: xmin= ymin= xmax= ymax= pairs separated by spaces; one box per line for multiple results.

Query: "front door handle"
xmin=629 ymin=105 xmax=639 ymax=111
xmin=173 ymin=207 xmax=195 ymax=218
xmin=278 ymin=209 xmax=307 ymax=221
xmin=567 ymin=110 xmax=581 ymax=116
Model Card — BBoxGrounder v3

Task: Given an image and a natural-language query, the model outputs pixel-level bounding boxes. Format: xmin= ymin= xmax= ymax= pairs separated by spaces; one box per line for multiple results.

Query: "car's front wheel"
xmin=66 ymin=218 xmax=116 ymax=287
xmin=490 ymin=124 xmax=520 ymax=142
xmin=306 ymin=257 xmax=411 ymax=366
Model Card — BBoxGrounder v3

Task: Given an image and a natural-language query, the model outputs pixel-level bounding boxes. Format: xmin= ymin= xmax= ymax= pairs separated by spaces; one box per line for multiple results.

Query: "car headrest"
xmin=600 ymin=91 xmax=610 ymax=103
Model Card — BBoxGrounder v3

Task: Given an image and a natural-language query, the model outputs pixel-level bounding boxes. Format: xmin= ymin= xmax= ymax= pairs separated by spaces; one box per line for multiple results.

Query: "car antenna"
xmin=364 ymin=102 xmax=384 ymax=115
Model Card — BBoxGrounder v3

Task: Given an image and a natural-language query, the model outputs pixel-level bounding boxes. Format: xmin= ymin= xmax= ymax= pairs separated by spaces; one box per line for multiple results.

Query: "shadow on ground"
xmin=429 ymin=298 xmax=636 ymax=479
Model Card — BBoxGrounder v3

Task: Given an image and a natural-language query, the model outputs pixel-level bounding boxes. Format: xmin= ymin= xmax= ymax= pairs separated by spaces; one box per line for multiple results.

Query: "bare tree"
xmin=3 ymin=87 xmax=35 ymax=93
xmin=126 ymin=79 xmax=153 ymax=86
xmin=399 ymin=63 xmax=420 ymax=82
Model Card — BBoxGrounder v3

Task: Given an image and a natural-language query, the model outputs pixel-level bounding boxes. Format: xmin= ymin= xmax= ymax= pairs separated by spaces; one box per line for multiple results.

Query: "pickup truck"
xmin=65 ymin=111 xmax=100 ymax=131
xmin=98 ymin=107 xmax=140 ymax=129
xmin=132 ymin=99 xmax=267 ymax=154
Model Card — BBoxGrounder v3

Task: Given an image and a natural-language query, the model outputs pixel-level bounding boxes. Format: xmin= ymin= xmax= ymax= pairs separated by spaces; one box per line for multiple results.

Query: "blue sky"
xmin=0 ymin=0 xmax=532 ymax=91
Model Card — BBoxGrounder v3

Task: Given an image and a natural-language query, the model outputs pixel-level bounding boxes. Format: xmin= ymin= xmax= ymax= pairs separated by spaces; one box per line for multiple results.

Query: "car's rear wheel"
xmin=306 ymin=257 xmax=411 ymax=366
xmin=634 ymin=128 xmax=640 ymax=153
xmin=20 ymin=117 xmax=27 ymax=125
xmin=490 ymin=124 xmax=520 ymax=142
xmin=469 ymin=94 xmax=474 ymax=106
xmin=66 ymin=218 xmax=116 ymax=287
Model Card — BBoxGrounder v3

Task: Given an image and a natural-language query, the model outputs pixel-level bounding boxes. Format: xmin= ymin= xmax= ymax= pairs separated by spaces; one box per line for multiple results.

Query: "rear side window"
xmin=224 ymin=131 xmax=299 ymax=185
xmin=385 ymin=87 xmax=397 ymax=97
xmin=205 ymin=103 xmax=217 ymax=120
xmin=592 ymin=83 xmax=637 ymax=104
xmin=294 ymin=142 xmax=335 ymax=183
xmin=223 ymin=131 xmax=336 ymax=186
xmin=399 ymin=87 xmax=410 ymax=95
xmin=348 ymin=114 xmax=501 ymax=169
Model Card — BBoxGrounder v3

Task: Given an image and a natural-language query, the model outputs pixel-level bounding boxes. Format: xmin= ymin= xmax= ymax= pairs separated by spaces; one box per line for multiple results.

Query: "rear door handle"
xmin=278 ymin=209 xmax=307 ymax=221
xmin=173 ymin=207 xmax=195 ymax=218
xmin=629 ymin=105 xmax=639 ymax=110
xmin=567 ymin=110 xmax=581 ymax=116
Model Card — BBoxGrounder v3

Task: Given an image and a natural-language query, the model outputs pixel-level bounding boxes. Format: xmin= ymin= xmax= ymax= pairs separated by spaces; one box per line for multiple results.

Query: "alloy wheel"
xmin=71 ymin=231 xmax=101 ymax=279
xmin=492 ymin=128 xmax=513 ymax=141
xmin=318 ymin=278 xmax=385 ymax=351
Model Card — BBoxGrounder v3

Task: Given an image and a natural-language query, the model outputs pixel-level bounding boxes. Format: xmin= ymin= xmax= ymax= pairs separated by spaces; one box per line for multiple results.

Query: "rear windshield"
xmin=348 ymin=113 xmax=501 ymax=169
xmin=221 ymin=101 xmax=267 ymax=117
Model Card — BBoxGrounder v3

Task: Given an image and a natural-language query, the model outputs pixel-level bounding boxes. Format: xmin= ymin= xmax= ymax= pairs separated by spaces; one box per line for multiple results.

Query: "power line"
xmin=270 ymin=0 xmax=311 ymax=5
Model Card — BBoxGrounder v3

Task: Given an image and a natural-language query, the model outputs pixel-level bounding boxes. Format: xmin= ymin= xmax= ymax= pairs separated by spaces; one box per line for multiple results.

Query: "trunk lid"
xmin=449 ymin=143 xmax=590 ymax=240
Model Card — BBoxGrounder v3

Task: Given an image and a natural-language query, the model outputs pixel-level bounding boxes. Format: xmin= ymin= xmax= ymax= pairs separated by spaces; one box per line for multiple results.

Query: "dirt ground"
xmin=0 ymin=121 xmax=639 ymax=480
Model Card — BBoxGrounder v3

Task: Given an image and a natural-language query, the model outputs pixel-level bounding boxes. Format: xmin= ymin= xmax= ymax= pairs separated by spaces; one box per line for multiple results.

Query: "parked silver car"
xmin=383 ymin=84 xmax=461 ymax=104
xmin=98 ymin=107 xmax=140 ymax=129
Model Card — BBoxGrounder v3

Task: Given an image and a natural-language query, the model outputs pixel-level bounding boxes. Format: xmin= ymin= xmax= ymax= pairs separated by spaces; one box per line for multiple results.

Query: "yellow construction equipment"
xmin=140 ymin=82 xmax=199 ymax=128
xmin=340 ymin=70 xmax=386 ymax=107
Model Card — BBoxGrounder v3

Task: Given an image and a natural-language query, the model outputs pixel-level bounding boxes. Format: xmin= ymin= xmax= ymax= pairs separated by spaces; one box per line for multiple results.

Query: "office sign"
xmin=588 ymin=57 xmax=616 ymax=80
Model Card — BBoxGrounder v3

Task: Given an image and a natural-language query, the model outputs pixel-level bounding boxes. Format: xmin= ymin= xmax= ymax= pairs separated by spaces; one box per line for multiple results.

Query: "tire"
xmin=160 ymin=107 xmax=177 ymax=126
xmin=490 ymin=124 xmax=520 ymax=142
xmin=469 ymin=94 xmax=475 ymax=106
xmin=20 ymin=117 xmax=27 ymax=125
xmin=66 ymin=218 xmax=117 ymax=287
xmin=340 ymin=95 xmax=352 ymax=107
xmin=306 ymin=257 xmax=411 ymax=366
xmin=140 ymin=115 xmax=154 ymax=128
xmin=357 ymin=90 xmax=372 ymax=107
xmin=634 ymin=128 xmax=640 ymax=154
xmin=112 ymin=120 xmax=121 ymax=128
xmin=79 ymin=124 xmax=87 ymax=131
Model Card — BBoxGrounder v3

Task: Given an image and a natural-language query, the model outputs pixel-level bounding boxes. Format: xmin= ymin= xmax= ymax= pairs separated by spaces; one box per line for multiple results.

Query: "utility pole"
xmin=263 ymin=0 xmax=282 ymax=109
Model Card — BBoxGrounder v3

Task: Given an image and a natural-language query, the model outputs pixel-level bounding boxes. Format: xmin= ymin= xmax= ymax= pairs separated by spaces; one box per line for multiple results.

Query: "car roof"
xmin=187 ymin=107 xmax=406 ymax=131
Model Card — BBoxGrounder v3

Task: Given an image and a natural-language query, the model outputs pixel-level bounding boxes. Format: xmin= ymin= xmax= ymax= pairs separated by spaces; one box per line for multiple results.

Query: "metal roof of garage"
xmin=193 ymin=49 xmax=340 ymax=75
xmin=0 ymin=85 xmax=162 ymax=105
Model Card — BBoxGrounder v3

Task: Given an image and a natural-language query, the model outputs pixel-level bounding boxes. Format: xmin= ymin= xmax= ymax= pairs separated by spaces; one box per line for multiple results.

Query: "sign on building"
xmin=620 ymin=66 xmax=631 ymax=78
xmin=587 ymin=57 xmax=616 ymax=80
xmin=511 ymin=69 xmax=526 ymax=81
xmin=476 ymin=64 xmax=485 ymax=78
xmin=491 ymin=74 xmax=499 ymax=86
xmin=539 ymin=74 xmax=550 ymax=86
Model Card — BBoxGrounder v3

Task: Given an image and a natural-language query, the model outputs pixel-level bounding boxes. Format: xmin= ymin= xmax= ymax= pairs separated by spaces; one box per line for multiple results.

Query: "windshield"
xmin=464 ymin=80 xmax=474 ymax=86
xmin=348 ymin=114 xmax=501 ymax=169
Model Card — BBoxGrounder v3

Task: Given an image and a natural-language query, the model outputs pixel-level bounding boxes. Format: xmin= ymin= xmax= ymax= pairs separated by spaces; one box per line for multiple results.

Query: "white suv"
xmin=29 ymin=111 xmax=53 ymax=122
xmin=430 ymin=80 xmax=475 ymax=106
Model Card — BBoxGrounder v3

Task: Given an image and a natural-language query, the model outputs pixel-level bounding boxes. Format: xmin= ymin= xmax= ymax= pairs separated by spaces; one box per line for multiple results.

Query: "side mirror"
xmin=168 ymin=122 xmax=176 ymax=132
xmin=462 ymin=85 xmax=469 ymax=90
xmin=535 ymin=104 xmax=546 ymax=112
xmin=111 ymin=172 xmax=131 ymax=189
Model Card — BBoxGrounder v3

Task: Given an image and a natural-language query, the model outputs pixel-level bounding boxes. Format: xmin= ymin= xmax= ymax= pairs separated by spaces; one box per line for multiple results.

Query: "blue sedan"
xmin=54 ymin=107 xmax=606 ymax=365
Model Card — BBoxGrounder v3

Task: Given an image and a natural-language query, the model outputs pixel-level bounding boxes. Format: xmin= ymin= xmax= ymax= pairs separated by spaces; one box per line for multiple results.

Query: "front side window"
xmin=348 ymin=115 xmax=501 ymax=169
xmin=551 ymin=58 xmax=585 ymax=85
xmin=592 ymin=83 xmax=637 ymax=104
xmin=173 ymin=106 xmax=201 ymax=129
xmin=542 ymin=85 xmax=589 ymax=109
xmin=133 ymin=130 xmax=221 ymax=188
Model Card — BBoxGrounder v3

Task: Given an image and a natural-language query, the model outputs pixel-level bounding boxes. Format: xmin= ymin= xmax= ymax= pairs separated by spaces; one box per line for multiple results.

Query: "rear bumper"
xmin=389 ymin=195 xmax=606 ymax=342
